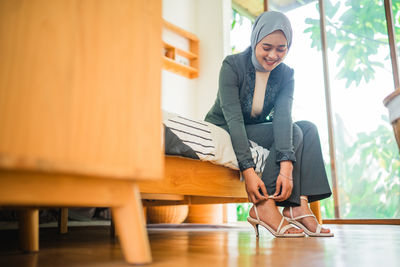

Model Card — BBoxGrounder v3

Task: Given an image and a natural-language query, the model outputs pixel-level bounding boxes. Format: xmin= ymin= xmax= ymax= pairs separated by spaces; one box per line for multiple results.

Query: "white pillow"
xmin=162 ymin=110 xmax=269 ymax=174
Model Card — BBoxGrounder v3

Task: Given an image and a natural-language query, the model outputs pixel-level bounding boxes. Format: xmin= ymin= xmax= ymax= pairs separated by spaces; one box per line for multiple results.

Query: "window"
xmin=231 ymin=0 xmax=400 ymax=220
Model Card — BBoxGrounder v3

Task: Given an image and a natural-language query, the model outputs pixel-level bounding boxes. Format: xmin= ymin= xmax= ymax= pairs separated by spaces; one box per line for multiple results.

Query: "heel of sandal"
xmin=247 ymin=218 xmax=259 ymax=237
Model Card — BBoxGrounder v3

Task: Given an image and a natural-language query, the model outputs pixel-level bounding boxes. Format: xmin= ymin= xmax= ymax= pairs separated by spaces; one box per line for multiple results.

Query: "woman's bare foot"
xmin=249 ymin=198 xmax=303 ymax=234
xmin=282 ymin=197 xmax=331 ymax=234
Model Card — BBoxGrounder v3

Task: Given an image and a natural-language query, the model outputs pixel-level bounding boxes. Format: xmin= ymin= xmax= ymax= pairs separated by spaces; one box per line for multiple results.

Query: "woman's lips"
xmin=264 ymin=58 xmax=279 ymax=66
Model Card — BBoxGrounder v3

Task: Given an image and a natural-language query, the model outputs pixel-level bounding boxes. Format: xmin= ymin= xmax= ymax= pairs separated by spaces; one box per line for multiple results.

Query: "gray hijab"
xmin=251 ymin=11 xmax=293 ymax=72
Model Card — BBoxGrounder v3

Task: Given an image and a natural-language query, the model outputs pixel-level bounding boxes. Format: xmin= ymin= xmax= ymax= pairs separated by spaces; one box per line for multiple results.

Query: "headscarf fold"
xmin=250 ymin=11 xmax=293 ymax=72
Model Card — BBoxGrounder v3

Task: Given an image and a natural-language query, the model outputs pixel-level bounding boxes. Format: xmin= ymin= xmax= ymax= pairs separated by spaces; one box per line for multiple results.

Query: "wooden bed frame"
xmin=139 ymin=156 xmax=248 ymax=206
xmin=60 ymin=156 xmax=321 ymax=228
xmin=138 ymin=157 xmax=322 ymax=223
xmin=140 ymin=156 xmax=320 ymax=214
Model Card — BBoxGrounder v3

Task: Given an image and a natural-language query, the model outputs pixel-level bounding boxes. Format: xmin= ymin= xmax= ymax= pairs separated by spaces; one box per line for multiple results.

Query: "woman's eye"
xmin=277 ymin=49 xmax=286 ymax=52
xmin=263 ymin=48 xmax=271 ymax=52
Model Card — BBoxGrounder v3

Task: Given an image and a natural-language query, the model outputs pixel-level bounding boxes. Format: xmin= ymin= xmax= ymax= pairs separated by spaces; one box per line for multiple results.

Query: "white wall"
xmin=195 ymin=0 xmax=231 ymax=119
xmin=162 ymin=0 xmax=197 ymax=118
xmin=162 ymin=0 xmax=231 ymax=119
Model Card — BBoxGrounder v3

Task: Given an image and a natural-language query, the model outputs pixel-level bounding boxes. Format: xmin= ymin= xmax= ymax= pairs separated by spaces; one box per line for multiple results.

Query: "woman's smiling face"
xmin=255 ymin=30 xmax=288 ymax=72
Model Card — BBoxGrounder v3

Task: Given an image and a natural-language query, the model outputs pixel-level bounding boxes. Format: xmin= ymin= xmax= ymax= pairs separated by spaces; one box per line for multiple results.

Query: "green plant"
xmin=328 ymin=114 xmax=400 ymax=218
xmin=305 ymin=0 xmax=400 ymax=88
xmin=236 ymin=203 xmax=251 ymax=221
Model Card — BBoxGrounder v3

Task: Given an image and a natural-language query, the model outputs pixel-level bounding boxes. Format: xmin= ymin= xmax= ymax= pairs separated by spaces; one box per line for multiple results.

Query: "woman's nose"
xmin=268 ymin=49 xmax=277 ymax=59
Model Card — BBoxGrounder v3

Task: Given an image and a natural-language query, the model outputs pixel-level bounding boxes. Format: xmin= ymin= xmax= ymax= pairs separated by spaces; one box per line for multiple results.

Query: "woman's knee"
xmin=296 ymin=120 xmax=318 ymax=137
xmin=292 ymin=123 xmax=303 ymax=149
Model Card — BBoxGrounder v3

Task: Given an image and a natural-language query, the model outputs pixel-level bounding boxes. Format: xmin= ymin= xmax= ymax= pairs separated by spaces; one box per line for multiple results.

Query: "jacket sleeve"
xmin=218 ymin=58 xmax=255 ymax=171
xmin=273 ymin=67 xmax=296 ymax=164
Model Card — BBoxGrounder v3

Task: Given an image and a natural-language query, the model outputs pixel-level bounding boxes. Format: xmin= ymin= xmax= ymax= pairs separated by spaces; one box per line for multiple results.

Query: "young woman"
xmin=205 ymin=11 xmax=333 ymax=237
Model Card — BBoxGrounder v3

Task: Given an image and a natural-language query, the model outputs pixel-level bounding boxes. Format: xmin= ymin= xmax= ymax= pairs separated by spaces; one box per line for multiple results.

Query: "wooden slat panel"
xmin=188 ymin=196 xmax=248 ymax=205
xmin=162 ymin=57 xmax=198 ymax=78
xmin=163 ymin=20 xmax=199 ymax=41
xmin=0 ymin=0 xmax=163 ymax=180
xmin=141 ymin=193 xmax=185 ymax=201
xmin=0 ymin=170 xmax=132 ymax=207
xmin=137 ymin=157 xmax=245 ymax=198
xmin=142 ymin=196 xmax=248 ymax=207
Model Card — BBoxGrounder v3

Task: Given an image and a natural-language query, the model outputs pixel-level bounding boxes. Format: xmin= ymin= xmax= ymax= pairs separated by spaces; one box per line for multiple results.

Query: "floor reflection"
xmin=1 ymin=224 xmax=399 ymax=266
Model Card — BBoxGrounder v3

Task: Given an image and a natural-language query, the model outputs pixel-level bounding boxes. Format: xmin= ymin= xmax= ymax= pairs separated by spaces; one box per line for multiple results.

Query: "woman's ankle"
xmin=249 ymin=198 xmax=276 ymax=217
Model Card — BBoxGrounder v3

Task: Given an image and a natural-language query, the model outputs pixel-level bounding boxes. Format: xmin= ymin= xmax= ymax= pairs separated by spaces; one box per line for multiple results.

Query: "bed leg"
xmin=19 ymin=208 xmax=39 ymax=252
xmin=111 ymin=183 xmax=151 ymax=264
xmin=58 ymin=208 xmax=68 ymax=234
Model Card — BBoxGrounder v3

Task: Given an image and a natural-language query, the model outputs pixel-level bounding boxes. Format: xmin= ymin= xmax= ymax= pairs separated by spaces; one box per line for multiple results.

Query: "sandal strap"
xmin=295 ymin=213 xmax=323 ymax=234
xmin=276 ymin=217 xmax=285 ymax=233
xmin=293 ymin=213 xmax=316 ymax=220
xmin=279 ymin=224 xmax=295 ymax=235
xmin=253 ymin=205 xmax=261 ymax=222
xmin=290 ymin=206 xmax=294 ymax=219
xmin=316 ymin=224 xmax=322 ymax=234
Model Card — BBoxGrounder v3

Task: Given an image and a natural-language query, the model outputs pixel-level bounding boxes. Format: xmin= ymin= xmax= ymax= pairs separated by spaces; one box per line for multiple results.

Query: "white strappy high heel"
xmin=284 ymin=196 xmax=334 ymax=237
xmin=247 ymin=198 xmax=305 ymax=238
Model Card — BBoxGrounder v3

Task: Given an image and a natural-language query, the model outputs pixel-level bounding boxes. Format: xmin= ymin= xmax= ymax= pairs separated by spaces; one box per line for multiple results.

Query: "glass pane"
xmin=272 ymin=1 xmax=334 ymax=218
xmin=231 ymin=1 xmax=335 ymax=219
xmin=319 ymin=0 xmax=400 ymax=218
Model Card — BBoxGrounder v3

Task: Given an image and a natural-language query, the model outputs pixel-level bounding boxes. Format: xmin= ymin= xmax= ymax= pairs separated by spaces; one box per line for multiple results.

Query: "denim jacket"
xmin=204 ymin=47 xmax=295 ymax=171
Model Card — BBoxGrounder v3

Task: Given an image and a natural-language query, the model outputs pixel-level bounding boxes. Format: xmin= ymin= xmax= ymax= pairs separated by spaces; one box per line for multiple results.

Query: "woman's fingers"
xmin=275 ymin=181 xmax=293 ymax=201
xmin=280 ymin=183 xmax=289 ymax=199
xmin=274 ymin=178 xmax=282 ymax=197
xmin=244 ymin=174 xmax=269 ymax=204
xmin=248 ymin=189 xmax=266 ymax=204
xmin=255 ymin=189 xmax=266 ymax=202
xmin=260 ymin=183 xmax=268 ymax=197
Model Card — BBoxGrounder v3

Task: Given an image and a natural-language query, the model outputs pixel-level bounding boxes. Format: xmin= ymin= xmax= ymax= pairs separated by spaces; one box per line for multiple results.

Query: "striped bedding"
xmin=163 ymin=112 xmax=269 ymax=176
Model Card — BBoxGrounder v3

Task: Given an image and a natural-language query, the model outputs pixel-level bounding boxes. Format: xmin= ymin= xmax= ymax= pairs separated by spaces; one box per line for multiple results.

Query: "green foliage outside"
xmin=304 ymin=0 xmax=400 ymax=88
xmin=231 ymin=9 xmax=245 ymax=54
xmin=236 ymin=114 xmax=400 ymax=221
xmin=326 ymin=115 xmax=400 ymax=218
xmin=237 ymin=203 xmax=251 ymax=221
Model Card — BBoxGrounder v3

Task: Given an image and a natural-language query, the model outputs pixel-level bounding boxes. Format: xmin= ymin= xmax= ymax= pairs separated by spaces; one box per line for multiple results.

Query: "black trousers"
xmin=245 ymin=120 xmax=332 ymax=207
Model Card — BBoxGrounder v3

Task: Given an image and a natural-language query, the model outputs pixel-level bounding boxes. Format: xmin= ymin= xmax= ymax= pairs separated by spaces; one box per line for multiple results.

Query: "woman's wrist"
xmin=279 ymin=172 xmax=293 ymax=181
xmin=242 ymin=167 xmax=256 ymax=180
xmin=279 ymin=160 xmax=293 ymax=175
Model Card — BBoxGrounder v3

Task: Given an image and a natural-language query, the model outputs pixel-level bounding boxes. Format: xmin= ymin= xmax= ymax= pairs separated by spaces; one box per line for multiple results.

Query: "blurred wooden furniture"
xmin=0 ymin=0 xmax=162 ymax=265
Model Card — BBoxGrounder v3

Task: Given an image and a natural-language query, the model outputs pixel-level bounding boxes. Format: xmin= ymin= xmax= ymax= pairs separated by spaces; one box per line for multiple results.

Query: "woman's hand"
xmin=243 ymin=168 xmax=268 ymax=204
xmin=272 ymin=161 xmax=293 ymax=202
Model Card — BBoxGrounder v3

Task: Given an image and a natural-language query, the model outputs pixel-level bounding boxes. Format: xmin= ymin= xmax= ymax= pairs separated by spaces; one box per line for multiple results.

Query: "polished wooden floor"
xmin=0 ymin=223 xmax=399 ymax=267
